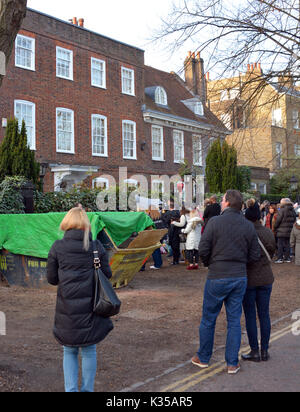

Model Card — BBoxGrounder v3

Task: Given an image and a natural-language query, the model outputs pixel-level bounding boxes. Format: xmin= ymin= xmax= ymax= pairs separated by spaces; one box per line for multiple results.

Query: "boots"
xmin=242 ymin=349 xmax=261 ymax=362
xmin=261 ymin=349 xmax=270 ymax=362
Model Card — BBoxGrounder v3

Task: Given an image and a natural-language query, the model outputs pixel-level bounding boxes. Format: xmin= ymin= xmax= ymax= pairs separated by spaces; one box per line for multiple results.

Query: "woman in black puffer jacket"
xmin=242 ymin=200 xmax=276 ymax=363
xmin=274 ymin=198 xmax=297 ymax=263
xmin=47 ymin=207 xmax=113 ymax=392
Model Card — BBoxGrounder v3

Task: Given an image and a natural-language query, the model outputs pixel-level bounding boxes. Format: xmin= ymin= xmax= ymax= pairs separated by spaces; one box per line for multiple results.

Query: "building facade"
xmin=0 ymin=9 xmax=228 ymax=196
xmin=206 ymin=64 xmax=300 ymax=193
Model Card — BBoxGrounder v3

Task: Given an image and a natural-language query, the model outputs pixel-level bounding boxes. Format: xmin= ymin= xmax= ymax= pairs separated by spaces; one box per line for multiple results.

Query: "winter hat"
xmin=245 ymin=199 xmax=261 ymax=222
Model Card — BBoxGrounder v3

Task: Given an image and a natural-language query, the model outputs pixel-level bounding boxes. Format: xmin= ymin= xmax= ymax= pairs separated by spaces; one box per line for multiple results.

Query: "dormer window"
xmin=155 ymin=87 xmax=168 ymax=106
xmin=194 ymin=101 xmax=204 ymax=116
xmin=181 ymin=98 xmax=204 ymax=117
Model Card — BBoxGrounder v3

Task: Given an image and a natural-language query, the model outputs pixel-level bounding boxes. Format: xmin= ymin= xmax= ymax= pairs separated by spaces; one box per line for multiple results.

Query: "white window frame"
xmin=91 ymin=57 xmax=106 ymax=89
xmin=173 ymin=130 xmax=184 ymax=164
xmin=292 ymin=110 xmax=299 ymax=129
xmin=258 ymin=183 xmax=267 ymax=195
xmin=295 ymin=144 xmax=300 ymax=158
xmin=193 ymin=135 xmax=203 ymax=166
xmin=14 ymin=100 xmax=36 ymax=150
xmin=221 ymin=113 xmax=232 ymax=130
xmin=91 ymin=114 xmax=108 ymax=157
xmin=56 ymin=46 xmax=73 ymax=81
xmin=272 ymin=108 xmax=282 ymax=127
xmin=56 ymin=108 xmax=75 ymax=154
xmin=122 ymin=120 xmax=137 ymax=160
xmin=152 ymin=179 xmax=165 ymax=194
xmin=121 ymin=67 xmax=135 ymax=96
xmin=92 ymin=177 xmax=110 ymax=189
xmin=155 ymin=87 xmax=168 ymax=106
xmin=15 ymin=34 xmax=35 ymax=71
xmin=152 ymin=126 xmax=164 ymax=161
xmin=194 ymin=101 xmax=204 ymax=116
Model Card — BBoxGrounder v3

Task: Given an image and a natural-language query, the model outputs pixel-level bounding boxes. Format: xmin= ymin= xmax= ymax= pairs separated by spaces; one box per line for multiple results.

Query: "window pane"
xmin=123 ymin=122 xmax=136 ymax=158
xmin=57 ymin=48 xmax=72 ymax=79
xmin=14 ymin=101 xmax=34 ymax=149
xmin=91 ymin=59 xmax=105 ymax=87
xmin=174 ymin=131 xmax=184 ymax=162
xmin=15 ymin=35 xmax=34 ymax=70
xmin=57 ymin=109 xmax=73 ymax=152
xmin=92 ymin=116 xmax=107 ymax=155
xmin=193 ymin=135 xmax=202 ymax=165
xmin=122 ymin=68 xmax=134 ymax=95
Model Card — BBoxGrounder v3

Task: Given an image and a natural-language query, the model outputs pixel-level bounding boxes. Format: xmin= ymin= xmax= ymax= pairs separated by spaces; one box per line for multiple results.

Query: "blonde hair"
xmin=60 ymin=207 xmax=91 ymax=251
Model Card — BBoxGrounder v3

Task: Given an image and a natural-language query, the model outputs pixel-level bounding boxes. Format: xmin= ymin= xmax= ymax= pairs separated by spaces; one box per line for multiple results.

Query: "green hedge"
xmin=0 ymin=176 xmax=27 ymax=214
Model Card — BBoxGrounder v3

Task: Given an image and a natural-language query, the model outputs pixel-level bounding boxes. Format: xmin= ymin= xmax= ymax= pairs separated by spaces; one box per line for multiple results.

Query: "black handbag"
xmin=92 ymin=241 xmax=121 ymax=318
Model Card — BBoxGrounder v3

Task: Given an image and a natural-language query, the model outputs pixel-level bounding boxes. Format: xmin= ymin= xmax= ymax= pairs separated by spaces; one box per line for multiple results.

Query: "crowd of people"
xmin=46 ymin=193 xmax=300 ymax=391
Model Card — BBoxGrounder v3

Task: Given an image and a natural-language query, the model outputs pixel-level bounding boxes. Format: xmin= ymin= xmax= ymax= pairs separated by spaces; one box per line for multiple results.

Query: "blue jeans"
xmin=152 ymin=248 xmax=163 ymax=268
xmin=198 ymin=277 xmax=247 ymax=367
xmin=63 ymin=345 xmax=97 ymax=392
xmin=243 ymin=285 xmax=273 ymax=351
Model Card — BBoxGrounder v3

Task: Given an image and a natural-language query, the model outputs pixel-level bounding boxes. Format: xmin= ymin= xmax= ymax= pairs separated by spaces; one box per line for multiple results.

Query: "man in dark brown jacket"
xmin=274 ymin=198 xmax=297 ymax=263
xmin=243 ymin=200 xmax=276 ymax=362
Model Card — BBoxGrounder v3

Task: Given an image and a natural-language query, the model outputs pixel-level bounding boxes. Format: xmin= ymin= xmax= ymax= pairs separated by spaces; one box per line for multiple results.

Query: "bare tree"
xmin=156 ymin=0 xmax=299 ymax=84
xmin=155 ymin=0 xmax=300 ymax=172
xmin=0 ymin=0 xmax=27 ymax=88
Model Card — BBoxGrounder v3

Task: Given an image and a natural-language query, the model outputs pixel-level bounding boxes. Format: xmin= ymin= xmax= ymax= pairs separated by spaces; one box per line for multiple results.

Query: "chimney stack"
xmin=70 ymin=17 xmax=78 ymax=25
xmin=184 ymin=51 xmax=207 ymax=102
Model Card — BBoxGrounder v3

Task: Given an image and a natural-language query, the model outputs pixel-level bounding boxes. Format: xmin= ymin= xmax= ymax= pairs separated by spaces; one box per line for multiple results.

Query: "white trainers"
xmin=227 ymin=365 xmax=241 ymax=374
xmin=150 ymin=266 xmax=160 ymax=270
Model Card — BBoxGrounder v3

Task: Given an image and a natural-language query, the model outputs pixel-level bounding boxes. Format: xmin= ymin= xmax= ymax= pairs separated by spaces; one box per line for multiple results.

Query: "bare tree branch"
xmin=0 ymin=0 xmax=27 ymax=87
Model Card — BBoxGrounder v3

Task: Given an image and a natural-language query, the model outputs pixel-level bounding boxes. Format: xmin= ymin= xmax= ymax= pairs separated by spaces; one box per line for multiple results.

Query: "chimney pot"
xmin=250 ymin=64 xmax=254 ymax=71
xmin=196 ymin=52 xmax=201 ymax=61
xmin=72 ymin=17 xmax=78 ymax=25
xmin=79 ymin=18 xmax=84 ymax=27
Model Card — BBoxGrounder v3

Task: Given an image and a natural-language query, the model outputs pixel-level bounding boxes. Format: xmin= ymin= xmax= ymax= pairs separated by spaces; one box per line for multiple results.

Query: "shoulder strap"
xmin=257 ymin=237 xmax=272 ymax=262
xmin=92 ymin=240 xmax=101 ymax=269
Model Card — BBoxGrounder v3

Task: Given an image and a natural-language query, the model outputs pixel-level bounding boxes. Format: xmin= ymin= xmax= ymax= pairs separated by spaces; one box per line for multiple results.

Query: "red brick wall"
xmin=0 ymin=9 xmax=195 ymax=192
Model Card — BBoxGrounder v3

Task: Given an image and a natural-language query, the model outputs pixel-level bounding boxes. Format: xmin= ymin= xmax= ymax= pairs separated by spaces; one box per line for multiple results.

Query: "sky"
xmin=26 ymin=0 xmax=190 ymax=75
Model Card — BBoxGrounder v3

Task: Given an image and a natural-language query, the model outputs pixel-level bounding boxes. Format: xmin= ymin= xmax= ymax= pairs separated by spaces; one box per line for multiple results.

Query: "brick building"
xmin=206 ymin=64 xmax=300 ymax=193
xmin=0 ymin=8 xmax=228 ymax=195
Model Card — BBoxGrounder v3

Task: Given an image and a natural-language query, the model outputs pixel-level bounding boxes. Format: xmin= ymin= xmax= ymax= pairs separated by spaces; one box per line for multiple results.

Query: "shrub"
xmin=0 ymin=176 xmax=27 ymax=214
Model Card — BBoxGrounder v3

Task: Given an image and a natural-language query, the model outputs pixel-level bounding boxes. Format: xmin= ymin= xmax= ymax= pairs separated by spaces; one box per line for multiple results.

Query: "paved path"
xmin=121 ymin=316 xmax=300 ymax=393
xmin=162 ymin=324 xmax=300 ymax=393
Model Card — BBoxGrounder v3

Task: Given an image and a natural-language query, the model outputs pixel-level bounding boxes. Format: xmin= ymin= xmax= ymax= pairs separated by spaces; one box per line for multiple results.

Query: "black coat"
xmin=274 ymin=204 xmax=297 ymax=238
xmin=203 ymin=203 xmax=221 ymax=225
xmin=199 ymin=208 xmax=261 ymax=279
xmin=247 ymin=222 xmax=276 ymax=288
xmin=47 ymin=230 xmax=114 ymax=347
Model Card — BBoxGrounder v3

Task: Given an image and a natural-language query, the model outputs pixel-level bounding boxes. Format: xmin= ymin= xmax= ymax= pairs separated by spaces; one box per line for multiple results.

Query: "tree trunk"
xmin=0 ymin=0 xmax=27 ymax=87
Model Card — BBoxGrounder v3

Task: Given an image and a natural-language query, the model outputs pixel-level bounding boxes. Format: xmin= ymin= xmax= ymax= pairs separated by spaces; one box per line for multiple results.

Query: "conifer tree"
xmin=0 ymin=118 xmax=40 ymax=187
xmin=205 ymin=138 xmax=223 ymax=193
xmin=221 ymin=141 xmax=238 ymax=192
xmin=206 ymin=138 xmax=239 ymax=193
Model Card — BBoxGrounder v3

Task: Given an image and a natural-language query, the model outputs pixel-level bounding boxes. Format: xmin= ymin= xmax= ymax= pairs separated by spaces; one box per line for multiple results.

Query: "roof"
xmin=143 ymin=66 xmax=229 ymax=133
xmin=26 ymin=8 xmax=144 ymax=53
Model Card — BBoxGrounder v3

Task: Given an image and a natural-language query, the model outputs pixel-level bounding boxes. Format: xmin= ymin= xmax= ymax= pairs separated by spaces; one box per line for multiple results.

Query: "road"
xmin=121 ymin=318 xmax=300 ymax=393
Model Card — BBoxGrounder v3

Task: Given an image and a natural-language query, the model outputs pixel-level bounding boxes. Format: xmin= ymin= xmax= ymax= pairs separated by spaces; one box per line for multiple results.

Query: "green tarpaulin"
xmin=0 ymin=212 xmax=154 ymax=259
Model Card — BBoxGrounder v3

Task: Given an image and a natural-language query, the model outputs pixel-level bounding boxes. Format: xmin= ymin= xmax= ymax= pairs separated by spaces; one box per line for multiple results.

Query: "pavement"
xmin=169 ymin=324 xmax=300 ymax=393
xmin=121 ymin=314 xmax=300 ymax=393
